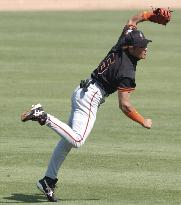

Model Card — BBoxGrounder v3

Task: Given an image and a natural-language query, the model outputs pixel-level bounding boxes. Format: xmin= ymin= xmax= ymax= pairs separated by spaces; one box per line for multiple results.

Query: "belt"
xmin=80 ymin=78 xmax=109 ymax=97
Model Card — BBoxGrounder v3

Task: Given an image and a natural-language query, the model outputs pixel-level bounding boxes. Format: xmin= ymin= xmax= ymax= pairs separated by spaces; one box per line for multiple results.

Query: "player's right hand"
xmin=143 ymin=119 xmax=152 ymax=129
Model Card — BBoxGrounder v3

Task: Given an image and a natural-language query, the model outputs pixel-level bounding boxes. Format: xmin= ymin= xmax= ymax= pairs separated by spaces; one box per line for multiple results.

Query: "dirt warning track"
xmin=0 ymin=0 xmax=180 ymax=11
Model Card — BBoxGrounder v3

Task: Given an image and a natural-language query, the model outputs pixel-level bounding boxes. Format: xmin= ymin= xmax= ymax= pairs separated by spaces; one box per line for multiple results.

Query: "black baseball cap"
xmin=121 ymin=30 xmax=152 ymax=48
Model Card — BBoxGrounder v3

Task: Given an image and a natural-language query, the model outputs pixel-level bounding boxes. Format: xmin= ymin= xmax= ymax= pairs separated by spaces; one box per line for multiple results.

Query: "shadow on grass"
xmin=1 ymin=193 xmax=46 ymax=203
xmin=1 ymin=193 xmax=100 ymax=203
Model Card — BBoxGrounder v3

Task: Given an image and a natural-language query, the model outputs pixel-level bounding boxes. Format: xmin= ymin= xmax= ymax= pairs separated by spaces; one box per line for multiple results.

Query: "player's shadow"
xmin=1 ymin=193 xmax=46 ymax=203
xmin=1 ymin=193 xmax=100 ymax=203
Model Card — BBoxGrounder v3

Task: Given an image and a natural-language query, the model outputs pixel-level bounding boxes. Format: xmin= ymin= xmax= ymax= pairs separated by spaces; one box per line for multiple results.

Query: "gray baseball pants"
xmin=44 ymin=82 xmax=106 ymax=179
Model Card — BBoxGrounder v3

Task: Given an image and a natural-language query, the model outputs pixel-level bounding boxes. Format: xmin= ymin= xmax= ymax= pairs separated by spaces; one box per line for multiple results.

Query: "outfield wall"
xmin=0 ymin=0 xmax=180 ymax=11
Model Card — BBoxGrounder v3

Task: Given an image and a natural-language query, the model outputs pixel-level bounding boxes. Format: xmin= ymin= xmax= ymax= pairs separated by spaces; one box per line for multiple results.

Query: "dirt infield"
xmin=0 ymin=0 xmax=180 ymax=11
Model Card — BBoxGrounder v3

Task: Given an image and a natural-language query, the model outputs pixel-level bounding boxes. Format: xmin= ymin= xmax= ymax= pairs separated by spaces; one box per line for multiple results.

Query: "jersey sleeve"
xmin=117 ymin=77 xmax=136 ymax=93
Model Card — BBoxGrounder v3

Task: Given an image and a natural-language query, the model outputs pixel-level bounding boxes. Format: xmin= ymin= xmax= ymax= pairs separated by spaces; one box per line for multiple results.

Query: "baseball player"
xmin=21 ymin=8 xmax=171 ymax=202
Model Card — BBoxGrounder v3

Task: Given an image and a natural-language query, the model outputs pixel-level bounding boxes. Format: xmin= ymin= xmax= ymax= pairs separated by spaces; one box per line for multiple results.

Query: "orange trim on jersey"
xmin=118 ymin=87 xmax=135 ymax=92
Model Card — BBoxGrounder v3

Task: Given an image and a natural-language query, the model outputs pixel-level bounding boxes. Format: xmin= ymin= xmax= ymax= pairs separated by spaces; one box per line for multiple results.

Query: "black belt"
xmin=80 ymin=78 xmax=109 ymax=97
xmin=80 ymin=78 xmax=93 ymax=92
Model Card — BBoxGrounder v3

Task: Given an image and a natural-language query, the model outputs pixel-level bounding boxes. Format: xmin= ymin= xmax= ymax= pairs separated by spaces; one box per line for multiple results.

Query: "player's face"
xmin=129 ymin=46 xmax=148 ymax=59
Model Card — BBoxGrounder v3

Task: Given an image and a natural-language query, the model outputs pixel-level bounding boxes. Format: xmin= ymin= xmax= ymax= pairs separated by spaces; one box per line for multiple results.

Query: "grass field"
xmin=0 ymin=10 xmax=181 ymax=205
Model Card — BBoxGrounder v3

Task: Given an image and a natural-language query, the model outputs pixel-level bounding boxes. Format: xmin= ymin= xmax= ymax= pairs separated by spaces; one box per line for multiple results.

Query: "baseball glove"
xmin=143 ymin=8 xmax=172 ymax=25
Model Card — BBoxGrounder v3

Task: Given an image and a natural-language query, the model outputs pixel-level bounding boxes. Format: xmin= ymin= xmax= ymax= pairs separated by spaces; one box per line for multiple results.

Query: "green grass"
xmin=0 ymin=10 xmax=181 ymax=204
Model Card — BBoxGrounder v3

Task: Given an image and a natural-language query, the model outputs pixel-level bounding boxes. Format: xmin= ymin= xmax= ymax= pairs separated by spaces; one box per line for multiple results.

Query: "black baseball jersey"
xmin=91 ymin=25 xmax=138 ymax=95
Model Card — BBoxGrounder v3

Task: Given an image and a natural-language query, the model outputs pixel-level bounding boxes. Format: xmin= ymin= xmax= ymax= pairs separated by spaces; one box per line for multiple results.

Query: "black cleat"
xmin=36 ymin=176 xmax=58 ymax=202
xmin=21 ymin=104 xmax=47 ymax=125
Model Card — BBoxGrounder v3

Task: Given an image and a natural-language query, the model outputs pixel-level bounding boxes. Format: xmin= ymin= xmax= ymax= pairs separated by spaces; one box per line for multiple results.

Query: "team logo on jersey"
xmin=98 ymin=53 xmax=116 ymax=74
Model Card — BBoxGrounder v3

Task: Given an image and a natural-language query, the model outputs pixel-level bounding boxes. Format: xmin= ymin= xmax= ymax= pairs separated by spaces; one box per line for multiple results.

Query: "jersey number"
xmin=98 ymin=53 xmax=116 ymax=74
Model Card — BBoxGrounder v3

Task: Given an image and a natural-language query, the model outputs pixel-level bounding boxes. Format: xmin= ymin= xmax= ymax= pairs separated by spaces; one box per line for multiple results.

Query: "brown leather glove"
xmin=143 ymin=8 xmax=172 ymax=25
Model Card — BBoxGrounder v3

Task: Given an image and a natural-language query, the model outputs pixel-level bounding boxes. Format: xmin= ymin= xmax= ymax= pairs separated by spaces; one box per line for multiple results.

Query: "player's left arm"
xmin=120 ymin=11 xmax=150 ymax=37
xmin=126 ymin=12 xmax=145 ymax=28
xmin=126 ymin=8 xmax=172 ymax=28
xmin=118 ymin=90 xmax=152 ymax=129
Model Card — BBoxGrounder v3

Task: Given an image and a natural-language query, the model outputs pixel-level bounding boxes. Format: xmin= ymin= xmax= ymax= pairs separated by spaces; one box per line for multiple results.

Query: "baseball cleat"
xmin=36 ymin=176 xmax=58 ymax=202
xmin=21 ymin=104 xmax=47 ymax=125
